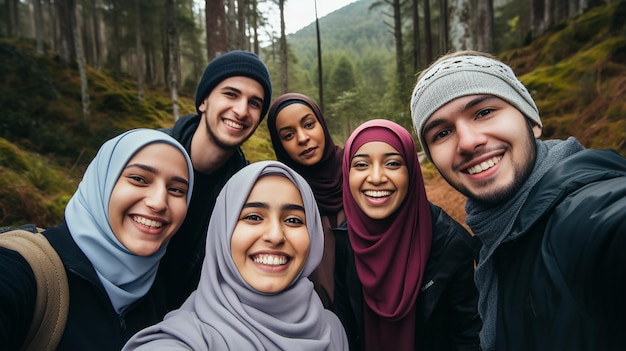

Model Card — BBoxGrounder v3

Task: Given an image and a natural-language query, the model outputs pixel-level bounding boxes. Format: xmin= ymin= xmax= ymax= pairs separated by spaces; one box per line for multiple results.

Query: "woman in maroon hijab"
xmin=335 ymin=119 xmax=481 ymax=351
xmin=267 ymin=93 xmax=344 ymax=310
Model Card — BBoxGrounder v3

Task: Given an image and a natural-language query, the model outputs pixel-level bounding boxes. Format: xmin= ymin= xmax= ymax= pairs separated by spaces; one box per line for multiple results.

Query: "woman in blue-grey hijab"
xmin=123 ymin=160 xmax=348 ymax=350
xmin=0 ymin=128 xmax=194 ymax=351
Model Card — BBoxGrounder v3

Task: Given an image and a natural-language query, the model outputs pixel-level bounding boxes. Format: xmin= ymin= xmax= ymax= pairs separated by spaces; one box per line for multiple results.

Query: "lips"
xmin=252 ymin=254 xmax=288 ymax=266
xmin=300 ymin=147 xmax=317 ymax=157
xmin=363 ymin=190 xmax=392 ymax=198
xmin=132 ymin=215 xmax=164 ymax=228
xmin=224 ymin=118 xmax=245 ymax=130
xmin=466 ymin=156 xmax=502 ymax=175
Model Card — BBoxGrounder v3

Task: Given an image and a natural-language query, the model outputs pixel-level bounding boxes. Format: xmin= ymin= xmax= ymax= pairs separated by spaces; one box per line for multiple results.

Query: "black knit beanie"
xmin=195 ymin=50 xmax=272 ymax=120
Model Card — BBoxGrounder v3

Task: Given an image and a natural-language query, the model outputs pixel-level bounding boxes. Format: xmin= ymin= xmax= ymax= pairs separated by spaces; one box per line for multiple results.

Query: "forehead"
xmin=275 ymin=103 xmax=315 ymax=126
xmin=353 ymin=141 xmax=400 ymax=155
xmin=214 ymin=76 xmax=264 ymax=95
xmin=246 ymin=175 xmax=303 ymax=204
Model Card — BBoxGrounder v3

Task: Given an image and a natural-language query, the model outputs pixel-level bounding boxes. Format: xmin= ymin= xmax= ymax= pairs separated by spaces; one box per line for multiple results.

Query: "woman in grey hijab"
xmin=123 ymin=160 xmax=348 ymax=350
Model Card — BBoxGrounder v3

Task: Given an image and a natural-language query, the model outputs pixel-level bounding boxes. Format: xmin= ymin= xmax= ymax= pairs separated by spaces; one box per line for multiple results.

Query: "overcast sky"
xmin=262 ymin=0 xmax=358 ymax=35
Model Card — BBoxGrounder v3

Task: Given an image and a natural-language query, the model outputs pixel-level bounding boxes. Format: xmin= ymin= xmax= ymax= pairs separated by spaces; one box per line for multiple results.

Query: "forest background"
xmin=0 ymin=0 xmax=625 ymax=228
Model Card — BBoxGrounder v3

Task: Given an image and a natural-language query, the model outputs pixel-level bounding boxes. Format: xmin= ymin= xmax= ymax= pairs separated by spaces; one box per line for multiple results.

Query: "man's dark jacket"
xmin=334 ymin=203 xmax=482 ymax=351
xmin=158 ymin=114 xmax=248 ymax=310
xmin=493 ymin=149 xmax=626 ymax=351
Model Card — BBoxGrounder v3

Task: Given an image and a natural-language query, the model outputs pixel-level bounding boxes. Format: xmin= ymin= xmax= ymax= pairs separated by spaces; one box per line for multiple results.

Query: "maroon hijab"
xmin=267 ymin=93 xmax=344 ymax=215
xmin=342 ymin=119 xmax=433 ymax=351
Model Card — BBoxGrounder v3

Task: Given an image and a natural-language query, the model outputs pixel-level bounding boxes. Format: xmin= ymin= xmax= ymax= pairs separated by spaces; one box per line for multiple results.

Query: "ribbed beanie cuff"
xmin=195 ymin=50 xmax=272 ymax=119
xmin=410 ymin=55 xmax=541 ymax=158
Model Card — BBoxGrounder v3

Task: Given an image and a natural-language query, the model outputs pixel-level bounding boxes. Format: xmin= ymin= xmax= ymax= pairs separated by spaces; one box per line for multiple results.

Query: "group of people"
xmin=0 ymin=48 xmax=623 ymax=351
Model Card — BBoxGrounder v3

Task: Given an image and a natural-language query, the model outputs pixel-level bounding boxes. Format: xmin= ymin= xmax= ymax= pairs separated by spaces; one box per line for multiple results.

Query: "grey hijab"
xmin=124 ymin=160 xmax=348 ymax=350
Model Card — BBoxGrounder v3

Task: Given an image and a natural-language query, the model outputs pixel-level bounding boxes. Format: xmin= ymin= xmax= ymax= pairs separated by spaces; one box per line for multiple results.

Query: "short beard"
xmin=444 ymin=123 xmax=538 ymax=207
xmin=204 ymin=115 xmax=258 ymax=151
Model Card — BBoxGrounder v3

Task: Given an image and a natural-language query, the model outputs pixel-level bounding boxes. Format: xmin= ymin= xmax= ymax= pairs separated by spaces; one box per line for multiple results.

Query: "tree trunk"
xmin=531 ymin=0 xmax=544 ymax=36
xmin=111 ymin=0 xmax=121 ymax=77
xmin=448 ymin=0 xmax=473 ymax=51
xmin=423 ymin=0 xmax=433 ymax=65
xmin=226 ymin=0 xmax=237 ymax=50
xmin=412 ymin=0 xmax=421 ymax=71
xmin=279 ymin=0 xmax=288 ymax=93
xmin=237 ymin=0 xmax=248 ymax=49
xmin=56 ymin=0 xmax=73 ymax=66
xmin=544 ymin=0 xmax=553 ymax=31
xmin=439 ymin=0 xmax=448 ymax=55
xmin=33 ymin=0 xmax=45 ymax=55
xmin=69 ymin=0 xmax=90 ymax=119
xmin=167 ymin=0 xmax=180 ymax=121
xmin=91 ymin=0 xmax=103 ymax=71
xmin=476 ymin=0 xmax=493 ymax=53
xmin=136 ymin=0 xmax=144 ymax=102
xmin=315 ymin=0 xmax=324 ymax=112
xmin=251 ymin=0 xmax=259 ymax=54
xmin=392 ymin=0 xmax=406 ymax=95
xmin=206 ymin=0 xmax=227 ymax=61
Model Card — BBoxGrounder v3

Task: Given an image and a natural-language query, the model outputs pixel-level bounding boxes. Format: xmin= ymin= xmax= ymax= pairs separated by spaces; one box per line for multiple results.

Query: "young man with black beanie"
xmin=411 ymin=50 xmax=625 ymax=351
xmin=158 ymin=50 xmax=272 ymax=310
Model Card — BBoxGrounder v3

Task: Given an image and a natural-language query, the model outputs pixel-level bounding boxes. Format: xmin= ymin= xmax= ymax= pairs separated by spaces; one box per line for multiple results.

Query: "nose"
xmin=144 ymin=186 xmax=168 ymax=212
xmin=232 ymin=97 xmax=248 ymax=118
xmin=296 ymin=128 xmax=309 ymax=144
xmin=456 ymin=121 xmax=486 ymax=154
xmin=263 ymin=217 xmax=285 ymax=245
xmin=367 ymin=163 xmax=386 ymax=184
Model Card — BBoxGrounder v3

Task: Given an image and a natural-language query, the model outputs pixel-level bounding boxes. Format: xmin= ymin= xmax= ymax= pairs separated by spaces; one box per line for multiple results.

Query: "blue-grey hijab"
xmin=64 ymin=128 xmax=194 ymax=314
xmin=123 ymin=160 xmax=348 ymax=350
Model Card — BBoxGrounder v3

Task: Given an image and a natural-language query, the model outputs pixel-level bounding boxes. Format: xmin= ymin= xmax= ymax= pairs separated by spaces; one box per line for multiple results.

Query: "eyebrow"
xmin=125 ymin=163 xmax=189 ymax=186
xmin=422 ymin=95 xmax=494 ymax=136
xmin=351 ymin=152 xmax=403 ymax=160
xmin=221 ymin=85 xmax=264 ymax=106
xmin=242 ymin=202 xmax=305 ymax=212
xmin=277 ymin=113 xmax=314 ymax=134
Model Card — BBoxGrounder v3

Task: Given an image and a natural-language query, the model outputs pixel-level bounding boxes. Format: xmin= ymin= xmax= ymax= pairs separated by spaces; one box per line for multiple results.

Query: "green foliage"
xmin=0 ymin=138 xmax=77 ymax=226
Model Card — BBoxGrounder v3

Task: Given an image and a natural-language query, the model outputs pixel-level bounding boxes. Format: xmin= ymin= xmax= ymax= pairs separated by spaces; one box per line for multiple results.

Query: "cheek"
xmin=348 ymin=173 xmax=361 ymax=201
xmin=170 ymin=198 xmax=189 ymax=228
xmin=282 ymin=141 xmax=299 ymax=159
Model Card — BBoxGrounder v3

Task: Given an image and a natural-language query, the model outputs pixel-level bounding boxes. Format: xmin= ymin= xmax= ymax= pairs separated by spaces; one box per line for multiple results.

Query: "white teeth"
xmin=133 ymin=216 xmax=163 ymax=228
xmin=224 ymin=119 xmax=244 ymax=129
xmin=363 ymin=190 xmax=392 ymax=198
xmin=467 ymin=156 xmax=502 ymax=174
xmin=252 ymin=254 xmax=288 ymax=266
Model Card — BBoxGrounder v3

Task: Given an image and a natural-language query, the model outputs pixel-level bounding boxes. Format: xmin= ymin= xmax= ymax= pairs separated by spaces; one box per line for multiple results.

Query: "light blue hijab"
xmin=64 ymin=128 xmax=194 ymax=314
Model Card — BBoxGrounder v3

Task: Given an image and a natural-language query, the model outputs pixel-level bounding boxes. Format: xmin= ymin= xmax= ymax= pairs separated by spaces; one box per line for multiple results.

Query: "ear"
xmin=532 ymin=124 xmax=542 ymax=138
xmin=198 ymin=97 xmax=208 ymax=113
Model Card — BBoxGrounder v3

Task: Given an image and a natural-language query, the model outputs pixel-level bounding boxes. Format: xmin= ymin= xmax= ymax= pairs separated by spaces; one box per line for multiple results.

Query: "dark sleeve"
xmin=333 ymin=225 xmax=361 ymax=351
xmin=547 ymin=176 xmax=626 ymax=337
xmin=446 ymin=238 xmax=482 ymax=351
xmin=0 ymin=247 xmax=37 ymax=351
xmin=432 ymin=206 xmax=482 ymax=351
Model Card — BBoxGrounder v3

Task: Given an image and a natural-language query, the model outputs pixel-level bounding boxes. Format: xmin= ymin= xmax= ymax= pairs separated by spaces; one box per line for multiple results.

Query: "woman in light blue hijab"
xmin=123 ymin=160 xmax=348 ymax=350
xmin=0 ymin=128 xmax=194 ymax=351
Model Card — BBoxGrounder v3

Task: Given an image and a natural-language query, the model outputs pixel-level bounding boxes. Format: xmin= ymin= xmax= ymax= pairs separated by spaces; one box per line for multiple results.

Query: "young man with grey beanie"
xmin=411 ymin=50 xmax=625 ymax=351
xmin=158 ymin=50 xmax=273 ymax=310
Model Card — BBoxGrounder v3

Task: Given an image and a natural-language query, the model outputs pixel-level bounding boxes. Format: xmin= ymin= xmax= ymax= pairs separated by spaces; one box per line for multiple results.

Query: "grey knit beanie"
xmin=410 ymin=54 xmax=541 ymax=157
xmin=195 ymin=50 xmax=272 ymax=120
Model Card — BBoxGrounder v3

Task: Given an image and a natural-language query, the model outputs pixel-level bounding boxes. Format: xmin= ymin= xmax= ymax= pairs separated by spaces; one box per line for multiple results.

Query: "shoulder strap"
xmin=0 ymin=229 xmax=69 ymax=351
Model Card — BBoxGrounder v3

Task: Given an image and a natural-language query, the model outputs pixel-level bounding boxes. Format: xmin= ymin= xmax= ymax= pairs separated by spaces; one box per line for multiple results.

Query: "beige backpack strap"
xmin=0 ymin=230 xmax=69 ymax=351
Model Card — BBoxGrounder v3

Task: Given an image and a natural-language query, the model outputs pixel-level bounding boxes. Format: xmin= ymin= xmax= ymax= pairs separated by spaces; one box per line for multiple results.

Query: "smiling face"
xmin=108 ymin=143 xmax=190 ymax=256
xmin=348 ymin=141 xmax=409 ymax=219
xmin=198 ymin=76 xmax=265 ymax=150
xmin=274 ymin=103 xmax=326 ymax=166
xmin=231 ymin=175 xmax=310 ymax=293
xmin=422 ymin=94 xmax=542 ymax=205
